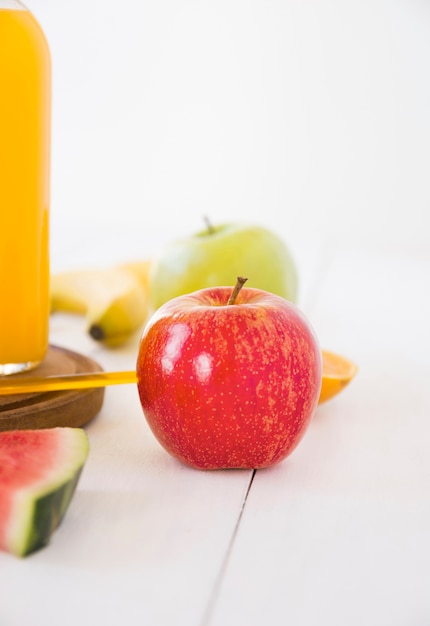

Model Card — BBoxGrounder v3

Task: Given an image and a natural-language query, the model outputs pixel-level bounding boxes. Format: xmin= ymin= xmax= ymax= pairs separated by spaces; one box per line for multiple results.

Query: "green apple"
xmin=149 ymin=222 xmax=298 ymax=311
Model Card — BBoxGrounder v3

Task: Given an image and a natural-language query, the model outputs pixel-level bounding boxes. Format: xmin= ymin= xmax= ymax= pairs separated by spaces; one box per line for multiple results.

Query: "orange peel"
xmin=318 ymin=350 xmax=358 ymax=404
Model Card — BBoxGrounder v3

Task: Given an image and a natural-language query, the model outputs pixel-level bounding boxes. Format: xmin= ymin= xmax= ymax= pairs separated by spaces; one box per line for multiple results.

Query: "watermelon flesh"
xmin=0 ymin=427 xmax=89 ymax=557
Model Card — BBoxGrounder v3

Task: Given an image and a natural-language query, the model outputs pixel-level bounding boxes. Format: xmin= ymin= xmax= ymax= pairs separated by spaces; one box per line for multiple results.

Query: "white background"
xmin=28 ymin=0 xmax=430 ymax=255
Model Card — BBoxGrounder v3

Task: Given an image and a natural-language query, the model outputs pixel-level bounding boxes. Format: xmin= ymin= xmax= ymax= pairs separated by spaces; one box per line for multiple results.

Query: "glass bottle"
xmin=0 ymin=0 xmax=51 ymax=374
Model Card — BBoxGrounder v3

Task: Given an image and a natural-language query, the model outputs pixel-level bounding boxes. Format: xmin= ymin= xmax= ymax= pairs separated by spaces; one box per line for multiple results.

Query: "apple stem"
xmin=227 ymin=276 xmax=248 ymax=305
xmin=203 ymin=215 xmax=215 ymax=235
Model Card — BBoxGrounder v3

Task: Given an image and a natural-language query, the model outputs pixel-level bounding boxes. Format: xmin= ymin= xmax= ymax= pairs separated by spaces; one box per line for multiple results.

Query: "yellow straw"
xmin=0 ymin=370 xmax=138 ymax=395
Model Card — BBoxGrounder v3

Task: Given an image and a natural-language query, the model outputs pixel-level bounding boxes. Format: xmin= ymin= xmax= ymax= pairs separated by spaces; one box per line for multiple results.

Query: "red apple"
xmin=136 ymin=279 xmax=322 ymax=470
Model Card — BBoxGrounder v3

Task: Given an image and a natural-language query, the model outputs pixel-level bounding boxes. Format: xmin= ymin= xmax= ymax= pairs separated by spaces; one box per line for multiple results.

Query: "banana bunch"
xmin=50 ymin=260 xmax=152 ymax=347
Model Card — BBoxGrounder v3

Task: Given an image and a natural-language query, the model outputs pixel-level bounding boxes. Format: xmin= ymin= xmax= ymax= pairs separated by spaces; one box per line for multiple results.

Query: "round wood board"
xmin=0 ymin=345 xmax=105 ymax=432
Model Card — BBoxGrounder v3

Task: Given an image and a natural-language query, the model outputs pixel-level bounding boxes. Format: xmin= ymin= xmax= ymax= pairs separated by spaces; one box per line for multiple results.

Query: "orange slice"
xmin=318 ymin=350 xmax=358 ymax=404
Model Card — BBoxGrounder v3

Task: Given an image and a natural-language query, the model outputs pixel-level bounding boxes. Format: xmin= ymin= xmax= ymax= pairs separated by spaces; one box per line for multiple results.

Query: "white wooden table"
xmin=2 ymin=0 xmax=430 ymax=622
xmin=1 ymin=224 xmax=429 ymax=625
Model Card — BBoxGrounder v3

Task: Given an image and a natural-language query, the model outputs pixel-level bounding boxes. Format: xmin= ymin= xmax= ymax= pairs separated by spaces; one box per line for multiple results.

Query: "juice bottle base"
xmin=0 ymin=360 xmax=42 ymax=376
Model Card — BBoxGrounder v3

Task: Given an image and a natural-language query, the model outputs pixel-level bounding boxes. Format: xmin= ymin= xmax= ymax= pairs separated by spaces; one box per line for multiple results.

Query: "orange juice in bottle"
xmin=0 ymin=0 xmax=51 ymax=374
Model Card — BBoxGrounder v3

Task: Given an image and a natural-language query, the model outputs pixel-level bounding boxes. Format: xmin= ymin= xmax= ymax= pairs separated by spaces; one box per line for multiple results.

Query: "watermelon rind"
xmin=1 ymin=428 xmax=89 ymax=557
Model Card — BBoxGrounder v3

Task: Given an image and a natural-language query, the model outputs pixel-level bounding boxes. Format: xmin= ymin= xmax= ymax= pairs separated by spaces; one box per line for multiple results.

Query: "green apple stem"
xmin=227 ymin=276 xmax=248 ymax=305
xmin=203 ymin=215 xmax=216 ymax=235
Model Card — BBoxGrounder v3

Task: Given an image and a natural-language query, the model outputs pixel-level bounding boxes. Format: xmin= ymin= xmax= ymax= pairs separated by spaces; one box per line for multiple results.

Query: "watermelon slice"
xmin=0 ymin=427 xmax=89 ymax=557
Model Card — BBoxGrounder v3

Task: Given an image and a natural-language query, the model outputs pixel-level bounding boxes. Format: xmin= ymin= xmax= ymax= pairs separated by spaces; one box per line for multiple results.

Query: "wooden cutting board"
xmin=0 ymin=345 xmax=105 ymax=431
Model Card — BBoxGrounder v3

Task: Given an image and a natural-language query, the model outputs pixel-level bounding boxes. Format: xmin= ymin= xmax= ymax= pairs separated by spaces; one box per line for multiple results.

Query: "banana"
xmin=50 ymin=266 xmax=150 ymax=346
xmin=117 ymin=259 xmax=152 ymax=291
